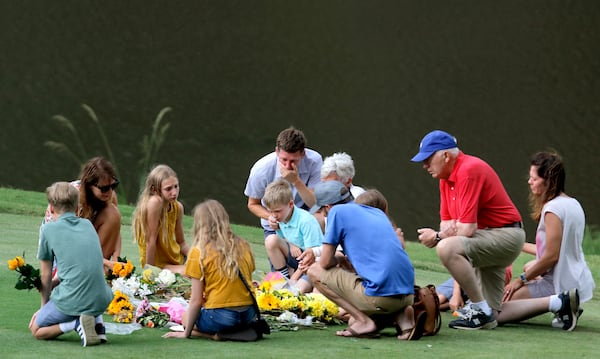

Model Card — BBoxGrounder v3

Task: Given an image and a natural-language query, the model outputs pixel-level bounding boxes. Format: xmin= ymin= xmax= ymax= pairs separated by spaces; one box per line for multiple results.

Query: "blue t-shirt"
xmin=244 ymin=148 xmax=322 ymax=230
xmin=323 ymin=204 xmax=414 ymax=296
xmin=37 ymin=212 xmax=113 ymax=316
xmin=276 ymin=206 xmax=323 ymax=250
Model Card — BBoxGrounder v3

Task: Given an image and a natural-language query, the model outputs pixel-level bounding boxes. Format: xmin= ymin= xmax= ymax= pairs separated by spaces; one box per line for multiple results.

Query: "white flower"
xmin=111 ymin=275 xmax=143 ymax=298
xmin=138 ymin=283 xmax=153 ymax=297
xmin=156 ymin=269 xmax=176 ymax=286
xmin=277 ymin=311 xmax=298 ymax=323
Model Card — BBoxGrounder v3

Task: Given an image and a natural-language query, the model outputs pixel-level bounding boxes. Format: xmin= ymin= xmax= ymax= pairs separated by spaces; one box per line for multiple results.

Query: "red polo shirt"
xmin=439 ymin=152 xmax=521 ymax=229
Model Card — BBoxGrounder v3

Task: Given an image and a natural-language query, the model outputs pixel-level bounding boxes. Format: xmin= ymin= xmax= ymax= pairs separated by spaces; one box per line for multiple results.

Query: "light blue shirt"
xmin=276 ymin=206 xmax=323 ymax=250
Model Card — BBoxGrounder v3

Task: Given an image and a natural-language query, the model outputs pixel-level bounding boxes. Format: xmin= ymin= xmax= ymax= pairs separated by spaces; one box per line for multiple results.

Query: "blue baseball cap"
xmin=410 ymin=130 xmax=458 ymax=162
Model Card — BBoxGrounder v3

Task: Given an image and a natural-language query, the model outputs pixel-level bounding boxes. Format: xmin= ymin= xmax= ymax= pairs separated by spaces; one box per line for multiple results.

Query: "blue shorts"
xmin=195 ymin=306 xmax=257 ymax=334
xmin=36 ymin=300 xmax=78 ymax=327
xmin=266 ymin=240 xmax=299 ymax=269
xmin=263 ymin=228 xmax=276 ymax=238
xmin=437 ymin=277 xmax=466 ymax=301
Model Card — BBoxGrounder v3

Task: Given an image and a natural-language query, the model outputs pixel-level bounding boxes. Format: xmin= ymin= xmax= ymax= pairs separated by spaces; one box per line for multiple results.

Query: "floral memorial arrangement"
xmin=255 ymin=272 xmax=341 ymax=330
xmin=105 ymin=263 xmax=191 ymax=329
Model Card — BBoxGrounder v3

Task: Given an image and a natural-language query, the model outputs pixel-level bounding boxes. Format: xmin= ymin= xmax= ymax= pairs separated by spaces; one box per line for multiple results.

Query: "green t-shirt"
xmin=37 ymin=212 xmax=113 ymax=316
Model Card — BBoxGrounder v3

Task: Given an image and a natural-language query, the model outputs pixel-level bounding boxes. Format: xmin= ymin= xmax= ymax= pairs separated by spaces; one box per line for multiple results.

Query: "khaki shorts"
xmin=462 ymin=227 xmax=525 ymax=310
xmin=319 ymin=267 xmax=413 ymax=315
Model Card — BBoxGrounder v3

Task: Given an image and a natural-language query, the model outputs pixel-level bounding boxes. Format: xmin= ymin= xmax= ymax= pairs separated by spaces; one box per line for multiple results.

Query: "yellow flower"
xmin=142 ymin=268 xmax=154 ymax=283
xmin=7 ymin=258 xmax=18 ymax=270
xmin=112 ymin=262 xmax=124 ymax=276
xmin=259 ymin=281 xmax=272 ymax=292
xmin=257 ymin=292 xmax=282 ymax=311
xmin=280 ymin=296 xmax=302 ymax=312
xmin=15 ymin=256 xmax=25 ymax=267
xmin=124 ymin=261 xmax=134 ymax=274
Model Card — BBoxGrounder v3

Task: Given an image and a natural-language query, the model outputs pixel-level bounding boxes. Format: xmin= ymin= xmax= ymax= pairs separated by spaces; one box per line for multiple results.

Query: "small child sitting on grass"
xmin=263 ymin=179 xmax=323 ymax=293
xmin=29 ymin=182 xmax=113 ymax=347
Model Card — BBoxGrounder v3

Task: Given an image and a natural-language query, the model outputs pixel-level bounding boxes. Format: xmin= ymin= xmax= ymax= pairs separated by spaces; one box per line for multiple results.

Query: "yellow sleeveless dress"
xmin=138 ymin=202 xmax=184 ymax=268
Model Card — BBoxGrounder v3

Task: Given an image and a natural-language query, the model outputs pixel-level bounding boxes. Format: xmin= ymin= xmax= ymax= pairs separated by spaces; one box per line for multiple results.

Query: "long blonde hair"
xmin=132 ymin=164 xmax=178 ymax=247
xmin=192 ymin=199 xmax=246 ymax=280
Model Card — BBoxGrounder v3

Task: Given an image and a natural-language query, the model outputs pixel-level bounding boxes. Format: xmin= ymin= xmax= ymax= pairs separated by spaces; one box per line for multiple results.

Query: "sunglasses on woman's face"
xmin=95 ymin=179 xmax=120 ymax=193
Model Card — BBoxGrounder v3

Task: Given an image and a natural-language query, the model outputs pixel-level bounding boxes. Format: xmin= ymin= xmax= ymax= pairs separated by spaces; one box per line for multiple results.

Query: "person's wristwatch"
xmin=519 ymin=272 xmax=529 ymax=284
xmin=435 ymin=232 xmax=442 ymax=244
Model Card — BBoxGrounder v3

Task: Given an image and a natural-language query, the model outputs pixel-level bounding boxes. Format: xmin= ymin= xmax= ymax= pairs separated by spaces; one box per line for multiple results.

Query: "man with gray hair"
xmin=411 ymin=130 xmax=525 ymax=331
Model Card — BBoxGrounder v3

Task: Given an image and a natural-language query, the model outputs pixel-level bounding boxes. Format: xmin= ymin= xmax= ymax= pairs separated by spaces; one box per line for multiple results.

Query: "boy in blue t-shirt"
xmin=30 ymin=182 xmax=113 ymax=347
xmin=263 ymin=179 xmax=323 ymax=293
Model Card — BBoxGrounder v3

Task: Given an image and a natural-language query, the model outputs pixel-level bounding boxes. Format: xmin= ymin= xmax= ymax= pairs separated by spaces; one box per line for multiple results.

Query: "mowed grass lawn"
xmin=1 ymin=187 xmax=599 ymax=358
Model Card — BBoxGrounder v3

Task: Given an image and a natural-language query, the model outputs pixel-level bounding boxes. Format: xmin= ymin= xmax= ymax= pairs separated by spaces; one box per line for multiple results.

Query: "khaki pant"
xmin=319 ymin=266 xmax=413 ymax=315
xmin=462 ymin=227 xmax=525 ymax=310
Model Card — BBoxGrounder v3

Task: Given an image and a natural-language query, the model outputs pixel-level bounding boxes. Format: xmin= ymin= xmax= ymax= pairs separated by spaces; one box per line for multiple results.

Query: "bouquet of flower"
xmin=140 ymin=266 xmax=191 ymax=301
xmin=7 ymin=253 xmax=41 ymax=291
xmin=135 ymin=298 xmax=171 ymax=328
xmin=255 ymin=272 xmax=340 ymax=327
xmin=107 ymin=290 xmax=135 ymax=323
xmin=106 ymin=257 xmax=136 ymax=282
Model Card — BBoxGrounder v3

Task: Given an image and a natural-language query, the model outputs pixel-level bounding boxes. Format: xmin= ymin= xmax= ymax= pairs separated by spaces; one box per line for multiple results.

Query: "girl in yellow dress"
xmin=133 ymin=164 xmax=189 ymax=274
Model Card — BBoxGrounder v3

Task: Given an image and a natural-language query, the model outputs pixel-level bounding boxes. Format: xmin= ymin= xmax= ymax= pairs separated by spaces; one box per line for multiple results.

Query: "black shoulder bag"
xmin=239 ymin=271 xmax=271 ymax=338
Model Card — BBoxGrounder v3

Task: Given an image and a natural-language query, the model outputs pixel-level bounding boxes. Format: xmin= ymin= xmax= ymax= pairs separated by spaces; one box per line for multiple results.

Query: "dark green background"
xmin=1 ymin=1 xmax=599 ymax=237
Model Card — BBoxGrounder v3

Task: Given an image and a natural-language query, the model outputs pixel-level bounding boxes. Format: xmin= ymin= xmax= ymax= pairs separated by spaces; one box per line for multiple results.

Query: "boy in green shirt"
xmin=29 ymin=182 xmax=113 ymax=347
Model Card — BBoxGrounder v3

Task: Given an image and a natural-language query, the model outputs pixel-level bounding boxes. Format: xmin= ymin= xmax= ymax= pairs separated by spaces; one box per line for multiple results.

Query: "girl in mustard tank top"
xmin=133 ymin=164 xmax=189 ymax=274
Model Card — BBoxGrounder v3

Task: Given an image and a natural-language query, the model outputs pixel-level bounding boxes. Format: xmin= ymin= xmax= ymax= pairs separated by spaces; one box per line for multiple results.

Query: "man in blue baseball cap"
xmin=411 ymin=130 xmax=525 ymax=331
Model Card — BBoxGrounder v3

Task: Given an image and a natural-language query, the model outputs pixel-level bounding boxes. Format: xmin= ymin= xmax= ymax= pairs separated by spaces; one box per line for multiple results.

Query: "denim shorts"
xmin=36 ymin=300 xmax=78 ymax=327
xmin=195 ymin=306 xmax=256 ymax=334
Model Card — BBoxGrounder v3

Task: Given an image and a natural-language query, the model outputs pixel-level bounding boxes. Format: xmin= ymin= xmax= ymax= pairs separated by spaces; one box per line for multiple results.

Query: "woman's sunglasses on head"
xmin=95 ymin=179 xmax=120 ymax=193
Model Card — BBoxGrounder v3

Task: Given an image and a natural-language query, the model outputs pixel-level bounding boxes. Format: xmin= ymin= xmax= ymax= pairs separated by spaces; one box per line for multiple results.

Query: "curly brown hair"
xmin=528 ymin=151 xmax=565 ymax=221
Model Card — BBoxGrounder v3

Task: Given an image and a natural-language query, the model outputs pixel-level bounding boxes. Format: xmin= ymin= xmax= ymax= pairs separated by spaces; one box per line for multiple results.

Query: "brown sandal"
xmin=397 ymin=312 xmax=427 ymax=341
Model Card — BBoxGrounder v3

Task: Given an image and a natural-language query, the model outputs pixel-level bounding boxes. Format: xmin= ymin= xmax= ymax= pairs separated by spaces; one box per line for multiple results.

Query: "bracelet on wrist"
xmin=519 ymin=272 xmax=528 ymax=284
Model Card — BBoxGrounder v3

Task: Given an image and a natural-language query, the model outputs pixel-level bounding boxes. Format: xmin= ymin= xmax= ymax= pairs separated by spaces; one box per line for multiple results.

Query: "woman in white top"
xmin=498 ymin=151 xmax=595 ymax=331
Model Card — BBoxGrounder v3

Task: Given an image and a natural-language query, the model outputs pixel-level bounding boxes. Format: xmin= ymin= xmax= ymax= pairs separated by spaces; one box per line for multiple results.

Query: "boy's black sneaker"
xmin=448 ymin=307 xmax=497 ymax=330
xmin=96 ymin=323 xmax=107 ymax=343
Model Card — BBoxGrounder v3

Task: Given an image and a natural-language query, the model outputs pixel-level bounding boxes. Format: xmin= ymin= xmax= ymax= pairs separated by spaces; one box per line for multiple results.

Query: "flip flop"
xmin=408 ymin=311 xmax=427 ymax=340
xmin=336 ymin=327 xmax=381 ymax=339
xmin=398 ymin=311 xmax=427 ymax=341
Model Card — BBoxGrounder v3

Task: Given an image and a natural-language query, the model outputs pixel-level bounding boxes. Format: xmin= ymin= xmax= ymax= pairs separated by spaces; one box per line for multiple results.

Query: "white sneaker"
xmin=454 ymin=300 xmax=472 ymax=318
